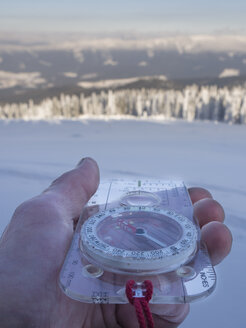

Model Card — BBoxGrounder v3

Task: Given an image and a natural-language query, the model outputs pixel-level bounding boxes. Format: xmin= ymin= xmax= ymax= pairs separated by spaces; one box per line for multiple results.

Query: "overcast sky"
xmin=1 ymin=0 xmax=246 ymax=34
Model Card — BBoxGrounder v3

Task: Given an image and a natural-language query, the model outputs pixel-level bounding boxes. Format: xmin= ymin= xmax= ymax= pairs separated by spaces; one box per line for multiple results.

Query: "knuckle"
xmin=12 ymin=196 xmax=60 ymax=222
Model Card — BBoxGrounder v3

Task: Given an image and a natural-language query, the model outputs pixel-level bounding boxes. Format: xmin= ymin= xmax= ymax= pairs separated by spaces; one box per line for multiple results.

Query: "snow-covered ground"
xmin=0 ymin=118 xmax=245 ymax=327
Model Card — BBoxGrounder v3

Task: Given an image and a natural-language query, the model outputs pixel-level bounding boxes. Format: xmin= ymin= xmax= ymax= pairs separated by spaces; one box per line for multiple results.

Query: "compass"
xmin=80 ymin=205 xmax=198 ymax=275
xmin=60 ymin=180 xmax=216 ymax=304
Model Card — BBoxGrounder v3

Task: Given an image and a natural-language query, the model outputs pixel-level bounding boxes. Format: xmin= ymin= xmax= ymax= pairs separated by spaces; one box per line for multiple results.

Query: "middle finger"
xmin=193 ymin=198 xmax=225 ymax=227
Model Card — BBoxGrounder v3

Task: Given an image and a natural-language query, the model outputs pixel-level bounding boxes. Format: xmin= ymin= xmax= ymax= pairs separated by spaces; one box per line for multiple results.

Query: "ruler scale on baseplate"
xmin=59 ymin=179 xmax=216 ymax=304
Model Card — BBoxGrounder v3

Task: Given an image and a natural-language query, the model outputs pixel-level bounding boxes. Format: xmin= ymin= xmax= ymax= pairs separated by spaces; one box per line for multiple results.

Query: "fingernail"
xmin=76 ymin=157 xmax=94 ymax=167
xmin=77 ymin=157 xmax=86 ymax=166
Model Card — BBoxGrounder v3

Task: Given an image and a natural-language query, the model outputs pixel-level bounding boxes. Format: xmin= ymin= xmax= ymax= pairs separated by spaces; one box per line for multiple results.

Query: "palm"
xmin=0 ymin=158 xmax=232 ymax=328
xmin=1 ymin=199 xmax=182 ymax=328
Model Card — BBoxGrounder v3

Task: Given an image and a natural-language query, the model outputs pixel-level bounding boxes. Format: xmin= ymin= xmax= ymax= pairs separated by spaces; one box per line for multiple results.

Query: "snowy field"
xmin=0 ymin=118 xmax=245 ymax=328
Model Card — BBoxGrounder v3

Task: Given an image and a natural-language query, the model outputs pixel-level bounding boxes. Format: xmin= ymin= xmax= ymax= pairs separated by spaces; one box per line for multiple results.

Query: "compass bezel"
xmin=80 ymin=206 xmax=198 ymax=274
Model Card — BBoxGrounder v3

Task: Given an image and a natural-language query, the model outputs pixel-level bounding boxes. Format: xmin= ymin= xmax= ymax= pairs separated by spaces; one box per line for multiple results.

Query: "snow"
xmin=39 ymin=60 xmax=52 ymax=67
xmin=78 ymin=75 xmax=167 ymax=89
xmin=73 ymin=49 xmax=84 ymax=63
xmin=0 ymin=118 xmax=245 ymax=328
xmin=138 ymin=61 xmax=148 ymax=66
xmin=219 ymin=68 xmax=240 ymax=78
xmin=0 ymin=71 xmax=46 ymax=89
xmin=147 ymin=49 xmax=155 ymax=58
xmin=103 ymin=58 xmax=118 ymax=66
xmin=63 ymin=72 xmax=78 ymax=78
xmin=80 ymin=73 xmax=98 ymax=80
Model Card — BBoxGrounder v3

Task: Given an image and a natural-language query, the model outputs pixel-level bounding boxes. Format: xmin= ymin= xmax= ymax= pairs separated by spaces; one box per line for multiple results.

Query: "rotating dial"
xmin=80 ymin=206 xmax=198 ymax=275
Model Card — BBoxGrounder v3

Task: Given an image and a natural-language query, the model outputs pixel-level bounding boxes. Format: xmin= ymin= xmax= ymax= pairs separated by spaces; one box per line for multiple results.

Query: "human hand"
xmin=0 ymin=158 xmax=232 ymax=327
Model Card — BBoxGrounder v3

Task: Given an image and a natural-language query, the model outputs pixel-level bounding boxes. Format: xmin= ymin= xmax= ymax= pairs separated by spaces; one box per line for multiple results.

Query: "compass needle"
xmin=143 ymin=232 xmax=167 ymax=248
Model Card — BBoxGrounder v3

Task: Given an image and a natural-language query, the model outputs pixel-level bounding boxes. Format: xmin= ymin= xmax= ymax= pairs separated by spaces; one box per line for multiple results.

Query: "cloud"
xmin=219 ymin=68 xmax=240 ymax=78
xmin=0 ymin=71 xmax=46 ymax=89
xmin=2 ymin=33 xmax=246 ymax=54
xmin=63 ymin=72 xmax=78 ymax=78
xmin=0 ymin=57 xmax=3 ymax=63
xmin=138 ymin=61 xmax=148 ymax=67
xmin=242 ymin=59 xmax=246 ymax=64
xmin=103 ymin=58 xmax=118 ymax=66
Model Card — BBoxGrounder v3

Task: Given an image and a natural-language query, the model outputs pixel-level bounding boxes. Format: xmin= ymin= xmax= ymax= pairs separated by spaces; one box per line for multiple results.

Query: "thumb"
xmin=44 ymin=157 xmax=99 ymax=219
xmin=0 ymin=158 xmax=99 ymax=247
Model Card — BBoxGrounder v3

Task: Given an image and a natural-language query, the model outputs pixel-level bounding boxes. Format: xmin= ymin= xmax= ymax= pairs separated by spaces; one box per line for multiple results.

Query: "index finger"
xmin=188 ymin=187 xmax=213 ymax=204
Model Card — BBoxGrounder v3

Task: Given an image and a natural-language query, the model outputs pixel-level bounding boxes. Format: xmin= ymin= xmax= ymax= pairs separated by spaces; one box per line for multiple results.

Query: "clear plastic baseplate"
xmin=59 ymin=179 xmax=216 ymax=304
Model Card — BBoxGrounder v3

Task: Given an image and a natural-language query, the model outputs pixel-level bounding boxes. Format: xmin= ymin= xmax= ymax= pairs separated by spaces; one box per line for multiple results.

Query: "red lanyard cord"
xmin=126 ymin=280 xmax=154 ymax=328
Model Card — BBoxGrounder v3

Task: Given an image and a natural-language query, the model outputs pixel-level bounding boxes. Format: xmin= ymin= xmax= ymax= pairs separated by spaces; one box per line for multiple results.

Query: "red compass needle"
xmin=116 ymin=219 xmax=137 ymax=233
